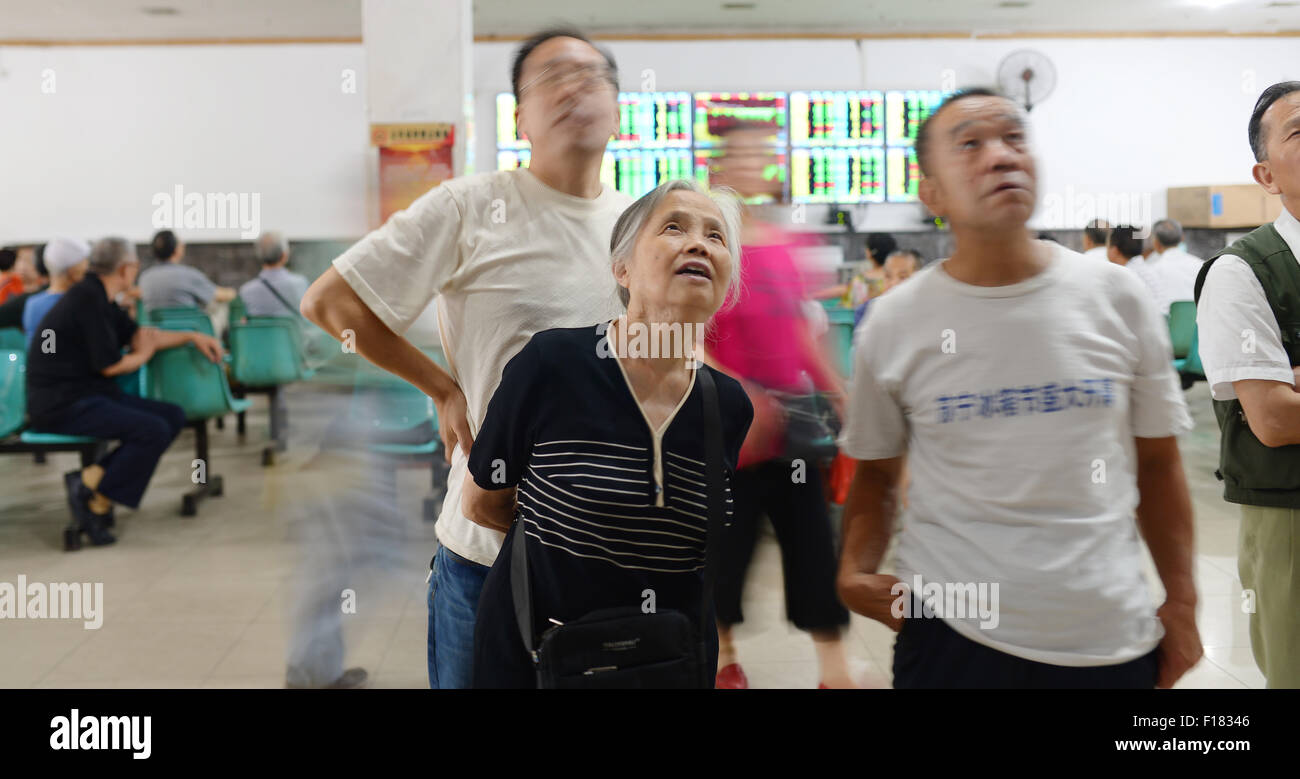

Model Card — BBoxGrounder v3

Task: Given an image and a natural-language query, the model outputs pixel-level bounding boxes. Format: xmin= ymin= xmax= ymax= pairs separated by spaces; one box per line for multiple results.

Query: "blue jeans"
xmin=427 ymin=544 xmax=490 ymax=689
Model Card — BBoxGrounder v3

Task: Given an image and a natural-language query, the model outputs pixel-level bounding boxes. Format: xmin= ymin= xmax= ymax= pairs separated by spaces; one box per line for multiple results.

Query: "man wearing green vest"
xmin=1194 ymin=81 xmax=1300 ymax=688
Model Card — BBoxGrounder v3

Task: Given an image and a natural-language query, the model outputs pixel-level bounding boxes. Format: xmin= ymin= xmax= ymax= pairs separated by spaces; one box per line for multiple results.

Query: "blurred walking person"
xmin=705 ymin=124 xmax=856 ymax=689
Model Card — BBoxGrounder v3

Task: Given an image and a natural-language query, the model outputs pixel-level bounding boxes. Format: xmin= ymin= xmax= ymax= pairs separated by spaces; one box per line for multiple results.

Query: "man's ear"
xmin=1253 ymin=160 xmax=1281 ymax=196
xmin=918 ymin=176 xmax=943 ymax=219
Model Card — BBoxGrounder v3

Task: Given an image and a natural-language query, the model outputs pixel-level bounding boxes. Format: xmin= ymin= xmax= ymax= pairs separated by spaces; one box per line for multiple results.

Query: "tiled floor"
xmin=0 ymin=382 xmax=1266 ymax=688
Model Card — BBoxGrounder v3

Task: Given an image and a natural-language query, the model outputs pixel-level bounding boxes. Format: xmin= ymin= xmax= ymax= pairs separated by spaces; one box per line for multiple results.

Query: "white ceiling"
xmin=0 ymin=0 xmax=1297 ymax=41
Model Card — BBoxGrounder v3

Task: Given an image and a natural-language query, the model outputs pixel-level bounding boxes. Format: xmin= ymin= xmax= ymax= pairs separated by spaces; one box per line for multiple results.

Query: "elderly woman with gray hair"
xmin=460 ymin=180 xmax=754 ymax=687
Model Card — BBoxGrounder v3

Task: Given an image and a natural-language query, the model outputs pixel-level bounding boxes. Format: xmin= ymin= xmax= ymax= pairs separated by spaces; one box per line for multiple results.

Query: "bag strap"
xmin=509 ymin=365 xmax=729 ymax=676
xmin=511 ymin=511 xmax=536 ymax=660
xmin=258 ymin=276 xmax=305 ymax=320
xmin=697 ymin=365 xmax=726 ymax=684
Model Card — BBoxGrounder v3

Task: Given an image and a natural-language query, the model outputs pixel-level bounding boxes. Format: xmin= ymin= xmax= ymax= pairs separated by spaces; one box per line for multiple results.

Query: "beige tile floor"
xmin=0 ymin=383 xmax=1266 ymax=688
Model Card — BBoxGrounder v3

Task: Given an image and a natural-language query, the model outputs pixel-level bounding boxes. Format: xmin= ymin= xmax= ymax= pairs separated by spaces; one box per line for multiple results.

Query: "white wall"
xmin=1 ymin=36 xmax=1295 ymax=243
xmin=0 ymin=44 xmax=369 ymax=243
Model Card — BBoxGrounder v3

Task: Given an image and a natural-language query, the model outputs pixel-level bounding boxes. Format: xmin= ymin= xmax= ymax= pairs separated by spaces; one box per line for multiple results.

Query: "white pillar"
xmin=362 ymin=0 xmax=474 ymax=177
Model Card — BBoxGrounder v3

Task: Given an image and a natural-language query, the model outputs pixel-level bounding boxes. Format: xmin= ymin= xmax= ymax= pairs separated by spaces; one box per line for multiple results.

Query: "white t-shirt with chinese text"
xmin=334 ymin=167 xmax=633 ymax=565
xmin=841 ymin=241 xmax=1192 ymax=666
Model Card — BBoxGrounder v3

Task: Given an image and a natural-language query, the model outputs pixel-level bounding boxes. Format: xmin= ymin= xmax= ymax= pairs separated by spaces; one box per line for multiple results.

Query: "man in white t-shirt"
xmin=1081 ymin=218 xmax=1111 ymax=263
xmin=1147 ymin=219 xmax=1204 ymax=314
xmin=836 ymin=88 xmax=1202 ymax=688
xmin=301 ymin=27 xmax=633 ymax=688
xmin=1194 ymin=81 xmax=1300 ymax=688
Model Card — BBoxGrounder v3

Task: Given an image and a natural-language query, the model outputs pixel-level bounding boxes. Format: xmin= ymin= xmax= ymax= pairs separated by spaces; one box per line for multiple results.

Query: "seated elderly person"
xmin=25 ymin=236 xmax=225 ymax=546
xmin=238 ymin=231 xmax=310 ymax=318
xmin=138 ymin=229 xmax=236 ymax=310
xmin=23 ymin=237 xmax=91 ymax=349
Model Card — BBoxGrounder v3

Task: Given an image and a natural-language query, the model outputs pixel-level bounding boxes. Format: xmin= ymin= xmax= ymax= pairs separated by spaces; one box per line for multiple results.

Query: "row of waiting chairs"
xmin=142 ymin=302 xmax=449 ymax=519
xmin=1 ymin=298 xmax=449 ymax=548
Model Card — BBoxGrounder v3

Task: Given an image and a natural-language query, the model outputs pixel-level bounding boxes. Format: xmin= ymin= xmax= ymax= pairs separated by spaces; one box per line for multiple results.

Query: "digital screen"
xmin=497 ymin=148 xmax=530 ymax=170
xmin=885 ymin=146 xmax=922 ymax=202
xmin=496 ymin=89 xmax=931 ymax=208
xmin=692 ymin=92 xmax=787 ymax=147
xmin=790 ymin=91 xmax=884 ymax=147
xmin=496 ymin=92 xmax=693 ymax=149
xmin=884 ymin=90 xmax=947 ymax=147
xmin=495 ymin=93 xmax=528 ymax=149
xmin=498 ymin=148 xmax=691 ymax=200
xmin=609 ymin=149 xmax=695 ymax=198
xmin=693 ymin=147 xmax=787 ymax=205
xmin=791 ymin=147 xmax=885 ymax=204
xmin=613 ymin=92 xmax=692 ymax=148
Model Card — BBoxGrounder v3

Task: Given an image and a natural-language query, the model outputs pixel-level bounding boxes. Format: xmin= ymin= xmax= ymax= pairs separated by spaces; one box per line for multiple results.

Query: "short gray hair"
xmin=88 ymin=236 xmax=138 ymax=276
xmin=1153 ymin=219 xmax=1183 ymax=249
xmin=609 ymin=179 xmax=744 ymax=310
xmin=254 ymin=231 xmax=289 ymax=265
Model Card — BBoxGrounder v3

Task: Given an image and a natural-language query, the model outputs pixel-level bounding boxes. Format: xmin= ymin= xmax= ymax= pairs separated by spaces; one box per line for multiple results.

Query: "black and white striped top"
xmin=469 ymin=325 xmax=752 ymax=687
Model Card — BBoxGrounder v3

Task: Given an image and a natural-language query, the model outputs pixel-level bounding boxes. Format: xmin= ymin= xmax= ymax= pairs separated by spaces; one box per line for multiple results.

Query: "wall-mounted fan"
xmin=996 ymin=49 xmax=1057 ymax=112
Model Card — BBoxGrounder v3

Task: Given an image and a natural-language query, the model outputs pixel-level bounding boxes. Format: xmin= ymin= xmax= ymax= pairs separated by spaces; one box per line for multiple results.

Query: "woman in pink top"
xmin=704 ymin=125 xmax=857 ymax=689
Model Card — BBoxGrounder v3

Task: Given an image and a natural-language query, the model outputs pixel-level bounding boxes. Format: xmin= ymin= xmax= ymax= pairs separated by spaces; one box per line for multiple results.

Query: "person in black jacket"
xmin=25 ymin=236 xmax=225 ymax=545
xmin=462 ymin=180 xmax=754 ymax=688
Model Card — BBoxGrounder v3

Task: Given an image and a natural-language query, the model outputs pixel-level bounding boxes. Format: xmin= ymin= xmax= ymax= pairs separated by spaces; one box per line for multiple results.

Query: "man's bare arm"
xmin=1234 ymin=378 xmax=1300 ymax=447
xmin=1133 ymin=435 xmax=1202 ymax=688
xmin=301 ymin=266 xmax=473 ymax=460
xmin=836 ymin=456 xmax=906 ymax=630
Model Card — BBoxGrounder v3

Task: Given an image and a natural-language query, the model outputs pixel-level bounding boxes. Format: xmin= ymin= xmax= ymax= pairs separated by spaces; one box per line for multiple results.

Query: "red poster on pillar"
xmin=373 ymin=123 xmax=455 ymax=224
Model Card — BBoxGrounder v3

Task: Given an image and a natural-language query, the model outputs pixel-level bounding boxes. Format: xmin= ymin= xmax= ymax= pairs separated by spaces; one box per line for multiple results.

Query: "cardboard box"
xmin=1167 ymin=185 xmax=1283 ymax=228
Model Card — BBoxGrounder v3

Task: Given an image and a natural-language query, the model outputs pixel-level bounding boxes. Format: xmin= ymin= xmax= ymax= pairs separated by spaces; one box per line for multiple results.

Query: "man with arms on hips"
xmin=301 ymin=27 xmax=632 ymax=689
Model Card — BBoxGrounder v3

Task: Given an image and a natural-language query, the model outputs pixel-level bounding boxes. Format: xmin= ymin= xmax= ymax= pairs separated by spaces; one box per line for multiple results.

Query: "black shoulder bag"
xmin=509 ymin=367 xmax=726 ymax=689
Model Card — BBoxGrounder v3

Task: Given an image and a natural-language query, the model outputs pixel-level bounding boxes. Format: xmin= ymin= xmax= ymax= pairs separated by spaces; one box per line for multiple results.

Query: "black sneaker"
xmin=62 ymin=471 xmax=116 ymax=546
xmin=67 ymin=470 xmax=115 ymax=529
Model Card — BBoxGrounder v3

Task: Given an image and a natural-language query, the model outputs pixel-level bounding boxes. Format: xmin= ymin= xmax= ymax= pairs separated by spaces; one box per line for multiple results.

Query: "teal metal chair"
xmin=0 ymin=328 xmax=25 ymax=350
xmin=344 ymin=349 xmax=447 ymax=520
xmin=147 ymin=306 xmax=216 ymax=336
xmin=1167 ymin=301 xmax=1196 ymax=361
xmin=823 ymin=306 xmax=857 ymax=378
xmin=228 ymin=315 xmax=314 ymax=465
xmin=0 ymin=349 xmax=111 ymax=549
xmin=144 ymin=321 xmax=252 ymax=516
xmin=1173 ymin=322 xmax=1206 ymax=389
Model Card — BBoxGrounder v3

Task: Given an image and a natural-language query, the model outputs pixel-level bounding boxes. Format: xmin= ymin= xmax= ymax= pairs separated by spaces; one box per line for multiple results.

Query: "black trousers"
xmin=32 ymin=393 xmax=185 ymax=509
xmin=714 ymin=459 xmax=849 ymax=632
xmin=892 ymin=613 xmax=1160 ymax=689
